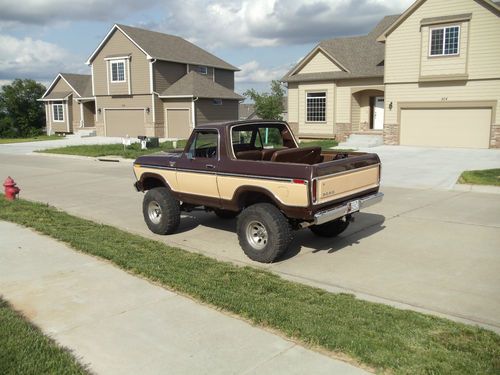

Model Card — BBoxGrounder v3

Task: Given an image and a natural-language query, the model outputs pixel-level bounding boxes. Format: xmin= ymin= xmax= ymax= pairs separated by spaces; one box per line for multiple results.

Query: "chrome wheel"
xmin=147 ymin=201 xmax=162 ymax=224
xmin=246 ymin=220 xmax=268 ymax=250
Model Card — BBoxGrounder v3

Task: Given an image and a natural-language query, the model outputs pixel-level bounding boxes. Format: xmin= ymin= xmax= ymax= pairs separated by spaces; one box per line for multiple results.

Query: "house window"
xmin=430 ymin=26 xmax=460 ymax=56
xmin=110 ymin=60 xmax=126 ymax=82
xmin=306 ymin=92 xmax=326 ymax=122
xmin=52 ymin=102 xmax=64 ymax=122
xmin=212 ymin=98 xmax=222 ymax=105
xmin=198 ymin=66 xmax=208 ymax=75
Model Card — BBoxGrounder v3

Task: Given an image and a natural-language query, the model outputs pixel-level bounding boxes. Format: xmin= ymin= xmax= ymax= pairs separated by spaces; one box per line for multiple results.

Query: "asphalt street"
xmin=0 ymin=151 xmax=499 ymax=332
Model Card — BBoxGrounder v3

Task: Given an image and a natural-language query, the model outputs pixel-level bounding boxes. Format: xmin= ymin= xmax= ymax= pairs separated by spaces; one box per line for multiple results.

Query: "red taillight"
xmin=292 ymin=179 xmax=306 ymax=184
xmin=312 ymin=179 xmax=317 ymax=203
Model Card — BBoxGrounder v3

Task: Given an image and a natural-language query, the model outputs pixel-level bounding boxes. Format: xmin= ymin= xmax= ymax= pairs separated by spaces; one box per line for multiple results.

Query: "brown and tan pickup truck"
xmin=133 ymin=120 xmax=383 ymax=262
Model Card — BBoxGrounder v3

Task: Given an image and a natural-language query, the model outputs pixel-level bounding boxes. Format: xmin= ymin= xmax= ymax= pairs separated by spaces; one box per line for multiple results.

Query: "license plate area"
xmin=347 ymin=199 xmax=360 ymax=213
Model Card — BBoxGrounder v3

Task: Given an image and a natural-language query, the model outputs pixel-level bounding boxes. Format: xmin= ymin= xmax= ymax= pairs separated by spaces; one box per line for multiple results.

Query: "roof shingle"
xmin=60 ymin=73 xmax=93 ymax=97
xmin=115 ymin=24 xmax=239 ymax=71
xmin=282 ymin=15 xmax=399 ymax=82
xmin=160 ymin=71 xmax=243 ymax=100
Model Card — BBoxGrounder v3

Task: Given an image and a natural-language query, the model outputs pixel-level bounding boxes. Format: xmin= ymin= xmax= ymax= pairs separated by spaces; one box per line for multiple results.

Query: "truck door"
xmin=175 ymin=129 xmax=220 ymax=205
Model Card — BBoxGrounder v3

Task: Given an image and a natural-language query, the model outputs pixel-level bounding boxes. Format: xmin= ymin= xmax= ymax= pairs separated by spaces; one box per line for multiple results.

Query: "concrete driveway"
xmin=359 ymin=145 xmax=500 ymax=189
xmin=1 ymin=153 xmax=499 ymax=333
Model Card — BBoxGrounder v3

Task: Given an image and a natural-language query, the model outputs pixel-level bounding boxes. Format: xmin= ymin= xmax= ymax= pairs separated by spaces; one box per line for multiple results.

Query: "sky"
xmin=0 ymin=0 xmax=414 ymax=95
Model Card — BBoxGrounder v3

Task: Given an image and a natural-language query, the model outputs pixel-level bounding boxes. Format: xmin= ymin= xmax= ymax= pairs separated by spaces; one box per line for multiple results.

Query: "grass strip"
xmin=1 ymin=197 xmax=499 ymax=374
xmin=0 ymin=297 xmax=89 ymax=375
xmin=458 ymin=169 xmax=500 ymax=187
xmin=36 ymin=140 xmax=187 ymax=159
xmin=0 ymin=135 xmax=62 ymax=144
xmin=299 ymin=139 xmax=339 ymax=150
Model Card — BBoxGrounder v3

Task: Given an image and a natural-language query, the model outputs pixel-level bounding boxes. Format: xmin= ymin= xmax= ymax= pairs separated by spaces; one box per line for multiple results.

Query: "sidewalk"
xmin=0 ymin=221 xmax=368 ymax=375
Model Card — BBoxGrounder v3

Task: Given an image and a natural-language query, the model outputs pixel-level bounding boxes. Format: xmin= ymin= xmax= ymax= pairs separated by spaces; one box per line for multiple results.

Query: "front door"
xmin=175 ymin=129 xmax=220 ymax=206
xmin=373 ymin=97 xmax=384 ymax=130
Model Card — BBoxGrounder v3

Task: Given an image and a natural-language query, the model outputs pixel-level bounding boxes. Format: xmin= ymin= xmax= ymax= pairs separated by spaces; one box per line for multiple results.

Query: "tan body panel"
xmin=217 ymin=176 xmax=309 ymax=207
xmin=177 ymin=171 xmax=219 ymax=198
xmin=316 ymin=165 xmax=380 ymax=205
xmin=134 ymin=167 xmax=309 ymax=207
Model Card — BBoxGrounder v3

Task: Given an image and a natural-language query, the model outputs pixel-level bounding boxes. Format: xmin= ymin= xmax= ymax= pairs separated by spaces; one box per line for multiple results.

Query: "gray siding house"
xmin=41 ymin=24 xmax=243 ymax=138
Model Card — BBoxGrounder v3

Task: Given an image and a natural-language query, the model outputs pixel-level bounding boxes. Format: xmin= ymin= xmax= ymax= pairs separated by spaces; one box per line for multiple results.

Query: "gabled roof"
xmin=41 ymin=73 xmax=92 ymax=99
xmin=377 ymin=0 xmax=500 ymax=42
xmin=42 ymin=91 xmax=72 ymax=100
xmin=60 ymin=73 xmax=93 ymax=97
xmin=86 ymin=24 xmax=239 ymax=71
xmin=160 ymin=71 xmax=244 ymax=100
xmin=282 ymin=15 xmax=399 ymax=82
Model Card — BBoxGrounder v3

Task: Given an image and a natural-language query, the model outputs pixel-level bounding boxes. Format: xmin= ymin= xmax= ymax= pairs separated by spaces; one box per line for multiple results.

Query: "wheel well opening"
xmin=142 ymin=176 xmax=166 ymax=190
xmin=238 ymin=191 xmax=275 ymax=209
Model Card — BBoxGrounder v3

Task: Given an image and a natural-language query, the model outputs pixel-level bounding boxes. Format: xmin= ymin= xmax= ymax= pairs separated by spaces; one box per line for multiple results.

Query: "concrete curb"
xmin=453 ymin=183 xmax=500 ymax=194
xmin=28 ymin=152 xmax=135 ymax=164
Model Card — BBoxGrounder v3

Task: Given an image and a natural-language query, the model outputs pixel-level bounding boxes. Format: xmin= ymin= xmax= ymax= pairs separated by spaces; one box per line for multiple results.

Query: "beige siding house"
xmin=283 ymin=0 xmax=500 ymax=148
xmin=41 ymin=24 xmax=243 ymax=138
xmin=40 ymin=73 xmax=95 ymax=134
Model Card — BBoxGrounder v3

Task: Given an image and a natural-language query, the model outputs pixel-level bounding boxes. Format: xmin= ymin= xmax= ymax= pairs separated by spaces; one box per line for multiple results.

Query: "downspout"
xmin=150 ymin=59 xmax=158 ymax=126
xmin=192 ymin=97 xmax=198 ymax=128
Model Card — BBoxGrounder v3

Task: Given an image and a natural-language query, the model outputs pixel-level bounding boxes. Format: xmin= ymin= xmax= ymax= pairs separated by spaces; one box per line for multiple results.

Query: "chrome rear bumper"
xmin=313 ymin=192 xmax=384 ymax=225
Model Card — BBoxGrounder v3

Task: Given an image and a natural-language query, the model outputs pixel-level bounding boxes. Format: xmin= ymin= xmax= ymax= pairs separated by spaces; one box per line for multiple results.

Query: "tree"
xmin=0 ymin=79 xmax=46 ymax=137
xmin=243 ymin=80 xmax=285 ymax=120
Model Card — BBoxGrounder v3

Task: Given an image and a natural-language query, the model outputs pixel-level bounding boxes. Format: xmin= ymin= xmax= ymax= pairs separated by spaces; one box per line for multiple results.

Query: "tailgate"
xmin=313 ymin=154 xmax=380 ymax=205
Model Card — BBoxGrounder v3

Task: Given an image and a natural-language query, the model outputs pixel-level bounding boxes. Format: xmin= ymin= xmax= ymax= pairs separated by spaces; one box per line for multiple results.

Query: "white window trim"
xmin=52 ymin=103 xmax=64 ymax=122
xmin=110 ymin=59 xmax=127 ymax=83
xmin=306 ymin=92 xmax=327 ymax=123
xmin=199 ymin=66 xmax=208 ymax=75
xmin=428 ymin=25 xmax=460 ymax=57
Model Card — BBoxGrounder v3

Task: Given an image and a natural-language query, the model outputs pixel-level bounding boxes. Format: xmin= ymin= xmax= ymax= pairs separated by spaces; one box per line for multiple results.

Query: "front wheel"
xmin=143 ymin=187 xmax=180 ymax=235
xmin=237 ymin=203 xmax=292 ymax=263
xmin=309 ymin=216 xmax=350 ymax=238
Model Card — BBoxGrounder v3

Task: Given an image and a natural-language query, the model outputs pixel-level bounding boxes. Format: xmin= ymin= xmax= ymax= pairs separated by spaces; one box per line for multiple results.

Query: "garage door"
xmin=166 ymin=109 xmax=191 ymax=139
xmin=105 ymin=109 xmax=145 ymax=137
xmin=400 ymin=108 xmax=491 ymax=149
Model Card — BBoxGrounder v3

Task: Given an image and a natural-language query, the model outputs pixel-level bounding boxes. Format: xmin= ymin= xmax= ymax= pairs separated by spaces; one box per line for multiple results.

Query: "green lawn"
xmin=299 ymin=139 xmax=338 ymax=150
xmin=0 ymin=135 xmax=62 ymax=144
xmin=1 ymin=197 xmax=499 ymax=374
xmin=0 ymin=297 xmax=89 ymax=375
xmin=38 ymin=138 xmax=344 ymax=158
xmin=37 ymin=140 xmax=187 ymax=159
xmin=458 ymin=169 xmax=500 ymax=187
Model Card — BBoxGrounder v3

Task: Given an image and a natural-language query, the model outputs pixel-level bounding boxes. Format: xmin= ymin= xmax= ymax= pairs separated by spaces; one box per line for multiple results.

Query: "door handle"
xmin=205 ymin=164 xmax=215 ymax=169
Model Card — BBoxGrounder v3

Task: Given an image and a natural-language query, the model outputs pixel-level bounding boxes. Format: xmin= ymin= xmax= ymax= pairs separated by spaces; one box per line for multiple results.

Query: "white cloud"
xmin=236 ymin=60 xmax=291 ymax=83
xmin=0 ymin=0 xmax=157 ymax=26
xmin=0 ymin=34 xmax=84 ymax=81
xmin=151 ymin=0 xmax=414 ymax=48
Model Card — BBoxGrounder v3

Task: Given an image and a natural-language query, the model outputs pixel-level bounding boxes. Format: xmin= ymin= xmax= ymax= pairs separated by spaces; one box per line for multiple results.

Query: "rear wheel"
xmin=237 ymin=203 xmax=292 ymax=263
xmin=143 ymin=187 xmax=180 ymax=234
xmin=309 ymin=216 xmax=350 ymax=238
xmin=213 ymin=209 xmax=239 ymax=219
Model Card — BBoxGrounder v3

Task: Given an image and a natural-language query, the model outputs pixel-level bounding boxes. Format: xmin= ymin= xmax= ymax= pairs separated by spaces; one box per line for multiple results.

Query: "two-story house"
xmin=283 ymin=0 xmax=500 ymax=149
xmin=40 ymin=24 xmax=243 ymax=138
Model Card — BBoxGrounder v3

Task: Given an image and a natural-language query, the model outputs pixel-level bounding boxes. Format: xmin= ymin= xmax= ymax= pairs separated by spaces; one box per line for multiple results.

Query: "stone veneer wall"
xmin=383 ymin=123 xmax=399 ymax=145
xmin=490 ymin=125 xmax=500 ymax=148
xmin=334 ymin=123 xmax=352 ymax=142
xmin=359 ymin=121 xmax=370 ymax=132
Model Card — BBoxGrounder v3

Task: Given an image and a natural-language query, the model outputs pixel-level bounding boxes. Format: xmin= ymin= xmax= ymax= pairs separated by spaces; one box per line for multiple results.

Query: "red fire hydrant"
xmin=3 ymin=177 xmax=20 ymax=201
